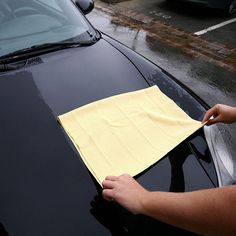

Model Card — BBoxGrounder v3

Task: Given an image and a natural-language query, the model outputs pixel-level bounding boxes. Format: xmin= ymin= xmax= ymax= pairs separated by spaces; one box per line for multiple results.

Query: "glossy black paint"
xmin=0 ymin=35 xmax=217 ymax=235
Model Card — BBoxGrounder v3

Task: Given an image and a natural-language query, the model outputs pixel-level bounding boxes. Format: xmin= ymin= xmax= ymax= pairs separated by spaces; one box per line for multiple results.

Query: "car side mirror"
xmin=73 ymin=0 xmax=94 ymax=14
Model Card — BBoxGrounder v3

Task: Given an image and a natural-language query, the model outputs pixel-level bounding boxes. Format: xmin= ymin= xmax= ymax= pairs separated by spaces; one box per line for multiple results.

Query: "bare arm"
xmin=202 ymin=104 xmax=236 ymax=126
xmin=102 ymin=174 xmax=236 ymax=236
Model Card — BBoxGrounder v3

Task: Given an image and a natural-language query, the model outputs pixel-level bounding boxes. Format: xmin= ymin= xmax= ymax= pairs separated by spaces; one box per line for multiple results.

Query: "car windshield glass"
xmin=0 ymin=0 xmax=96 ymax=57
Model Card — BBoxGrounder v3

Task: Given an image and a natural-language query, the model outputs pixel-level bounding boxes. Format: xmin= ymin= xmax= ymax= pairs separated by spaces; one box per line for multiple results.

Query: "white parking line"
xmin=194 ymin=18 xmax=236 ymax=35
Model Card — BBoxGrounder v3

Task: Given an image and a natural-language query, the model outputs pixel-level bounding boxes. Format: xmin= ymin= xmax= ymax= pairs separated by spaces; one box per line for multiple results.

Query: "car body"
xmin=0 ymin=0 xmax=234 ymax=235
xmin=167 ymin=0 xmax=236 ymax=15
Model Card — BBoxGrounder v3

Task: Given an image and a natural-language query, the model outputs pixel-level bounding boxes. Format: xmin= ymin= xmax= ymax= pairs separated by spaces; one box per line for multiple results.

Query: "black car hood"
xmin=0 ymin=39 xmax=150 ymax=236
xmin=0 ymin=39 xmax=217 ymax=236
xmin=18 ymin=39 xmax=149 ymax=116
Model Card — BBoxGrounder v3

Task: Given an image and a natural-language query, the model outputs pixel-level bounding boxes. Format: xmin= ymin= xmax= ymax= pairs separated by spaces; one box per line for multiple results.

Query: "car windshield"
xmin=0 ymin=0 xmax=96 ymax=57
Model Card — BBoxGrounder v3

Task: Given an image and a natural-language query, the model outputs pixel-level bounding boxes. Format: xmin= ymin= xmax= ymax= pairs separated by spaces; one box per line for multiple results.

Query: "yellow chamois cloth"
xmin=58 ymin=86 xmax=203 ymax=185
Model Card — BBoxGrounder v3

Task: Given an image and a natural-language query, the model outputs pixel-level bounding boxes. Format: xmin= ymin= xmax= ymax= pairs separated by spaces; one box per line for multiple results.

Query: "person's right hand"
xmin=202 ymin=104 xmax=236 ymax=126
xmin=102 ymin=174 xmax=149 ymax=214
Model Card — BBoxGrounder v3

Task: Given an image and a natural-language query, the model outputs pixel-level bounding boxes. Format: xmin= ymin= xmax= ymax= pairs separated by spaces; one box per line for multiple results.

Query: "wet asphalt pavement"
xmin=87 ymin=0 xmax=236 ymax=143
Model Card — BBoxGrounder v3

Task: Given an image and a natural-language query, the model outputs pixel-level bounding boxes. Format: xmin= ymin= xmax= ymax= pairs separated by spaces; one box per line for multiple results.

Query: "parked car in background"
xmin=167 ymin=0 xmax=236 ymax=16
xmin=0 ymin=0 xmax=234 ymax=235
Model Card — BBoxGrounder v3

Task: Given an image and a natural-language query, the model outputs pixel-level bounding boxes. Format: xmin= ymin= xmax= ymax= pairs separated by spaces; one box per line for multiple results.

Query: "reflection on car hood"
xmin=26 ymin=39 xmax=148 ymax=115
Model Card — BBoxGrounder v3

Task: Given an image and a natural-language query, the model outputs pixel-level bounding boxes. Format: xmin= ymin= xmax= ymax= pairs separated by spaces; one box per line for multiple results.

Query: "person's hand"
xmin=202 ymin=104 xmax=236 ymax=126
xmin=102 ymin=174 xmax=149 ymax=214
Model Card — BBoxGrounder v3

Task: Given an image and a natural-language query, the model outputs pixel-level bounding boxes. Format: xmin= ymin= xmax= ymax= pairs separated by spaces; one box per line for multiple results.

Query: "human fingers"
xmin=202 ymin=106 xmax=217 ymax=124
xmin=102 ymin=189 xmax=115 ymax=201
xmin=205 ymin=115 xmax=221 ymax=126
xmin=102 ymin=179 xmax=116 ymax=189
xmin=120 ymin=173 xmax=132 ymax=178
xmin=105 ymin=176 xmax=119 ymax=181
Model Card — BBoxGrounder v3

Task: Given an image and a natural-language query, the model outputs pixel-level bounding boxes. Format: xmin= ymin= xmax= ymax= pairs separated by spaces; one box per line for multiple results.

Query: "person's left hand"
xmin=102 ymin=174 xmax=149 ymax=214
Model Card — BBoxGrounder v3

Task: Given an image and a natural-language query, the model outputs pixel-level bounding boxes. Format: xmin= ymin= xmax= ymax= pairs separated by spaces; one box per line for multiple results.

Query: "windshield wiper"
xmin=0 ymin=63 xmax=25 ymax=72
xmin=0 ymin=29 xmax=101 ymax=71
xmin=0 ymin=39 xmax=97 ymax=64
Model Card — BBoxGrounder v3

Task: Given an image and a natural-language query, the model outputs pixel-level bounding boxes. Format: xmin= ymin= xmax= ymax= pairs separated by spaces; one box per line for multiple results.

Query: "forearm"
xmin=141 ymin=186 xmax=236 ymax=236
